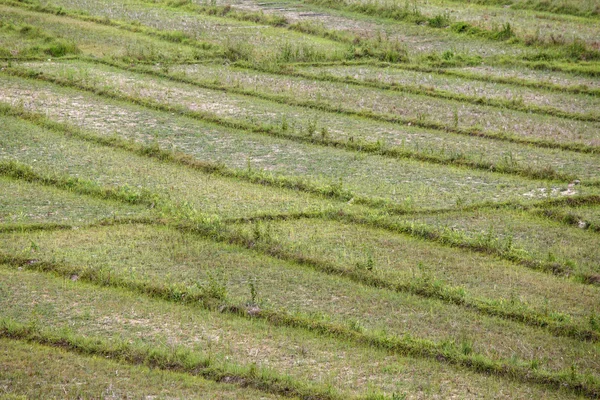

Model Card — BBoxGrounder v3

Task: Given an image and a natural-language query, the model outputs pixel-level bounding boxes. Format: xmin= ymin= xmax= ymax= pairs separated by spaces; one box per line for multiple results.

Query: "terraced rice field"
xmin=1 ymin=0 xmax=599 ymax=397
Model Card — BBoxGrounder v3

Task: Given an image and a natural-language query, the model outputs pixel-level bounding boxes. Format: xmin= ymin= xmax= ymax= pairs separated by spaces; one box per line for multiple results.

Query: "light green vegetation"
xmin=0 ymin=4 xmax=217 ymax=61
xmin=230 ymin=217 xmax=600 ymax=319
xmin=4 ymin=80 xmax=591 ymax=212
xmin=2 ymin=223 xmax=600 ymax=379
xmin=327 ymin=0 xmax=600 ymax=46
xmin=294 ymin=64 xmax=600 ymax=118
xmin=19 ymin=59 xmax=600 ymax=152
xmin=0 ymin=177 xmax=151 ymax=225
xmin=445 ymin=0 xmax=600 ymax=18
xmin=2 ymin=267 xmax=585 ymax=399
xmin=4 ymin=63 xmax=600 ymax=185
xmin=42 ymin=0 xmax=531 ymax=58
xmin=4 ymin=75 xmax=589 ymax=211
xmin=30 ymin=0 xmax=350 ymax=63
xmin=419 ymin=62 xmax=600 ymax=91
xmin=0 ymin=115 xmax=353 ymax=218
xmin=403 ymin=208 xmax=600 ymax=276
xmin=0 ymin=338 xmax=286 ymax=400
xmin=0 ymin=14 xmax=79 ymax=58
xmin=2 ymin=0 xmax=599 ymax=396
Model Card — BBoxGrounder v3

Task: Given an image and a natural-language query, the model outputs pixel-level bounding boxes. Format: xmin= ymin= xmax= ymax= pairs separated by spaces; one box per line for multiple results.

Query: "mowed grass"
xmin=334 ymin=0 xmax=600 ymax=46
xmin=230 ymin=217 xmax=600 ymax=322
xmin=403 ymin=208 xmax=600 ymax=275
xmin=2 ymin=74 xmax=587 ymax=211
xmin=0 ymin=338 xmax=285 ymax=400
xmin=21 ymin=59 xmax=600 ymax=151
xmin=446 ymin=0 xmax=600 ymax=18
xmin=0 ymin=177 xmax=151 ymax=225
xmin=4 ymin=64 xmax=600 ymax=186
xmin=2 ymin=0 xmax=599 ymax=396
xmin=293 ymin=63 xmax=600 ymax=117
xmin=0 ymin=5 xmax=217 ymax=61
xmin=44 ymin=0 xmax=533 ymax=59
xmin=208 ymin=0 xmax=532 ymax=58
xmin=0 ymin=115 xmax=352 ymax=218
xmin=33 ymin=0 xmax=350 ymax=62
xmin=1 ymin=267 xmax=582 ymax=399
xmin=2 ymin=223 xmax=600 ymax=377
xmin=450 ymin=63 xmax=600 ymax=90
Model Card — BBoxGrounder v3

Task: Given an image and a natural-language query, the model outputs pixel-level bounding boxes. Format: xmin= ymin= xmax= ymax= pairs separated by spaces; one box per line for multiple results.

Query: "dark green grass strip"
xmin=1 ymin=257 xmax=599 ymax=398
xmin=0 ymin=317 xmax=352 ymax=400
xmin=0 ymin=160 xmax=159 ymax=207
xmin=0 ymin=222 xmax=75 ymax=233
xmin=223 ymin=193 xmax=600 ymax=238
xmin=502 ymin=58 xmax=600 ymax=78
xmin=444 ymin=0 xmax=599 ymax=19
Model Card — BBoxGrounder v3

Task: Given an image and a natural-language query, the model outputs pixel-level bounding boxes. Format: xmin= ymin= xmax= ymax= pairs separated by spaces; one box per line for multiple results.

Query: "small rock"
xmin=247 ymin=305 xmax=261 ymax=316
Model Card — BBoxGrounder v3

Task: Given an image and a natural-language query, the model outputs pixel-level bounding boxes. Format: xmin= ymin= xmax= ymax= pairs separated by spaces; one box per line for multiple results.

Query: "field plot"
xmin=1 ymin=0 xmax=599 ymax=398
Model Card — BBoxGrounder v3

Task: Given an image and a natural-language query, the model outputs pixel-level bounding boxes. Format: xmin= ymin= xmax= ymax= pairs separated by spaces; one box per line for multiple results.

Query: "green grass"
xmin=41 ymin=0 xmax=533 ymax=60
xmin=0 ymin=337 xmax=286 ymax=399
xmin=445 ymin=0 xmax=600 ymax=18
xmin=324 ymin=0 xmax=600 ymax=48
xmin=27 ymin=0 xmax=351 ymax=63
xmin=2 ymin=0 xmax=599 ymax=396
xmin=2 ymin=222 xmax=600 ymax=377
xmin=403 ymin=208 xmax=600 ymax=277
xmin=229 ymin=217 xmax=600 ymax=322
xmin=0 ymin=4 xmax=218 ymax=61
xmin=537 ymin=204 xmax=600 ymax=231
xmin=20 ymin=59 xmax=600 ymax=154
xmin=3 ymin=267 xmax=587 ymax=398
xmin=292 ymin=63 xmax=600 ymax=120
xmin=0 ymin=115 xmax=355 ymax=219
xmin=5 ymin=62 xmax=600 ymax=186
xmin=4 ymin=73 xmax=590 ymax=212
xmin=0 ymin=176 xmax=151 ymax=225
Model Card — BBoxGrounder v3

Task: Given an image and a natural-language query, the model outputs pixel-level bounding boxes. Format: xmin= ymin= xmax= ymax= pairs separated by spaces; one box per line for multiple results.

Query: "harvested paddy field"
xmin=1 ymin=0 xmax=599 ymax=397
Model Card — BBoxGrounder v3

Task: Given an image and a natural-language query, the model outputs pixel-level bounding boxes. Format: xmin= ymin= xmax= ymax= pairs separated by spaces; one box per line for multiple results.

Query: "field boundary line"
xmin=441 ymin=0 xmax=600 ymax=19
xmin=287 ymin=60 xmax=600 ymax=96
xmin=6 ymin=0 xmax=600 ymax=80
xmin=6 ymin=0 xmax=600 ymax=84
xmin=7 ymin=102 xmax=598 ymax=223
